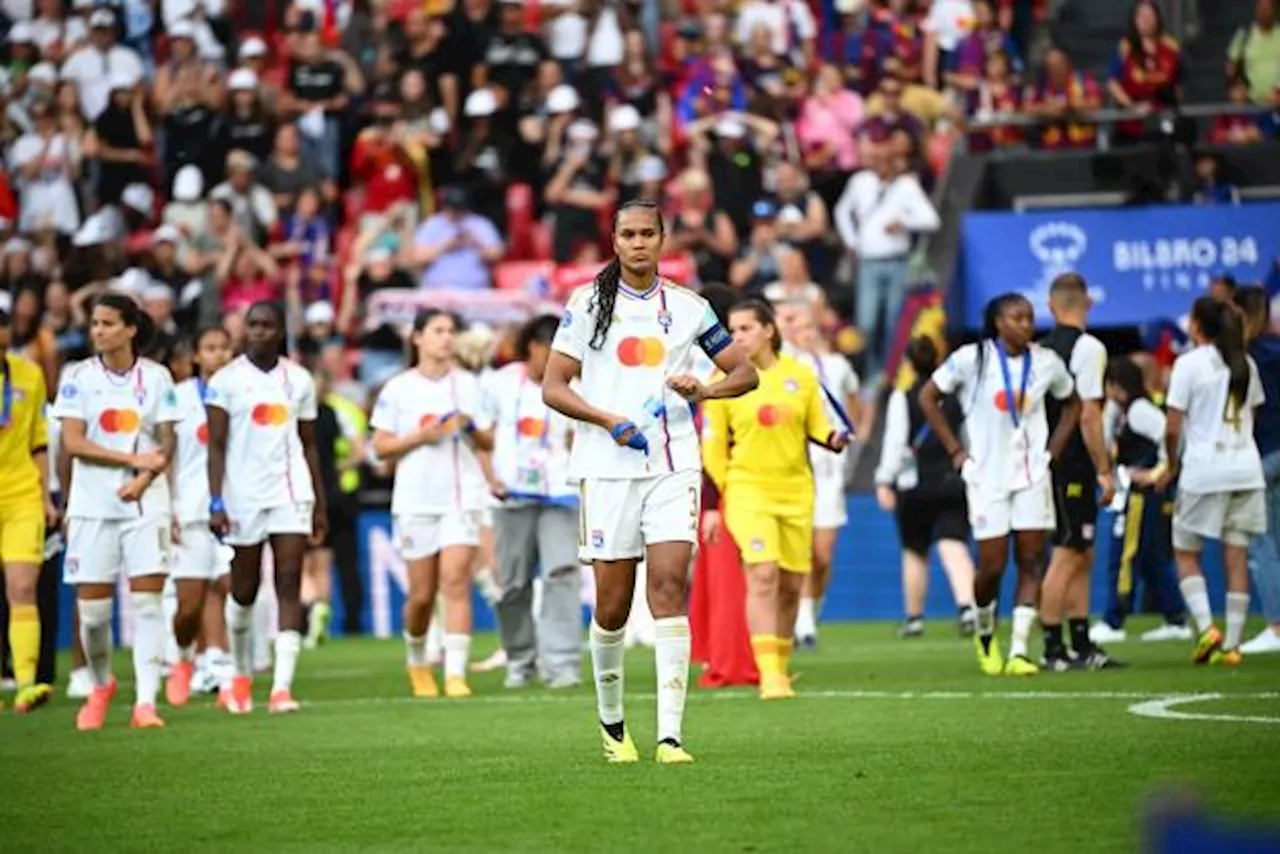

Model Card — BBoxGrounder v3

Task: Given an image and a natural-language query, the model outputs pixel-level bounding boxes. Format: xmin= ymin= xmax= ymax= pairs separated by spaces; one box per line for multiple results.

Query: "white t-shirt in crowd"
xmin=205 ymin=355 xmax=318 ymax=512
xmin=170 ymin=377 xmax=213 ymax=526
xmin=10 ymin=132 xmax=82 ymax=236
xmin=790 ymin=347 xmax=860 ymax=477
xmin=551 ymin=279 xmax=731 ymax=480
xmin=29 ymin=16 xmax=88 ymax=57
xmin=932 ymin=341 xmax=1074 ymax=496
xmin=922 ymin=0 xmax=976 ymax=51
xmin=735 ymin=0 xmax=817 ymax=57
xmin=370 ymin=367 xmax=489 ymax=515
xmin=59 ymin=44 xmax=145 ymax=121
xmin=52 ymin=356 xmax=180 ymax=520
xmin=479 ymin=362 xmax=575 ymax=502
xmin=1165 ymin=344 xmax=1265 ymax=494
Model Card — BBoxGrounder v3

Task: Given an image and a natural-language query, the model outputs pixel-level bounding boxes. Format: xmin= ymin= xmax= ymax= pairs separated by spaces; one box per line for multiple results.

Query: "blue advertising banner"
xmin=960 ymin=202 xmax=1280 ymax=328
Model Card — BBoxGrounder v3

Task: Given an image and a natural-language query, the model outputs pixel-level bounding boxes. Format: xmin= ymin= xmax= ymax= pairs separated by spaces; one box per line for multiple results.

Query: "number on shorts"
xmin=687 ymin=486 xmax=699 ymax=533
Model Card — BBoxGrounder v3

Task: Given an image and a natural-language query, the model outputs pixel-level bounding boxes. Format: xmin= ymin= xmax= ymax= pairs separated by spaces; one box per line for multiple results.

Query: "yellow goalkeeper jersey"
xmin=702 ymin=353 xmax=837 ymax=502
xmin=0 ymin=351 xmax=48 ymax=508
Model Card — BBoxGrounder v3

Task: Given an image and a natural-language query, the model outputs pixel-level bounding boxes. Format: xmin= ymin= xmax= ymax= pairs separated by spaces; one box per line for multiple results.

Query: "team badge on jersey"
xmin=59 ymin=382 xmax=78 ymax=400
xmin=560 ymin=310 xmax=573 ymax=328
xmin=783 ymin=379 xmax=799 ymax=393
xmin=591 ymin=529 xmax=604 ymax=548
xmin=750 ymin=538 xmax=765 ymax=552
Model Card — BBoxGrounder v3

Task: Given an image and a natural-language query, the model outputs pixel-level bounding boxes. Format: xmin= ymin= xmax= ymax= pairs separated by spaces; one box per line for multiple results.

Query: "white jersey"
xmin=1165 ymin=344 xmax=1265 ymax=494
xmin=479 ymin=362 xmax=575 ymax=502
xmin=170 ymin=377 xmax=213 ymax=525
xmin=205 ymin=355 xmax=317 ymax=511
xmin=551 ymin=279 xmax=731 ymax=480
xmin=370 ymin=367 xmax=489 ymax=515
xmin=932 ymin=341 xmax=1074 ymax=496
xmin=46 ymin=401 xmax=62 ymax=496
xmin=52 ymin=356 xmax=180 ymax=520
xmin=790 ymin=347 xmax=860 ymax=478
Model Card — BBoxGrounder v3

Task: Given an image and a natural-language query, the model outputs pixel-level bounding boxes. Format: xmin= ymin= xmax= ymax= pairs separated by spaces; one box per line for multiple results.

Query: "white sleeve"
xmin=369 ymin=380 xmax=398 ymax=433
xmin=838 ymin=359 xmax=860 ymax=397
xmin=550 ymin=289 xmax=592 ymax=361
xmin=204 ymin=366 xmax=231 ymax=412
xmin=874 ymin=390 xmax=909 ymax=487
xmin=1126 ymin=399 xmax=1167 ymax=446
xmin=475 ymin=372 xmax=500 ymax=432
xmin=154 ymin=367 xmax=181 ymax=424
xmin=833 ymin=174 xmax=860 ymax=252
xmin=1165 ymin=356 xmax=1191 ymax=413
xmin=463 ymin=373 xmax=491 ymax=430
xmin=1070 ymin=336 xmax=1107 ymax=401
xmin=1247 ymin=358 xmax=1265 ymax=409
xmin=1049 ymin=352 xmax=1074 ymax=400
xmin=932 ymin=343 xmax=976 ymax=395
xmin=790 ymin=0 xmax=816 ymax=40
xmin=50 ymin=363 xmax=87 ymax=421
xmin=897 ymin=176 xmax=941 ymax=233
xmin=1102 ymin=398 xmax=1121 ymax=450
xmin=694 ymin=300 xmax=732 ymax=359
xmin=296 ymin=371 xmax=318 ymax=422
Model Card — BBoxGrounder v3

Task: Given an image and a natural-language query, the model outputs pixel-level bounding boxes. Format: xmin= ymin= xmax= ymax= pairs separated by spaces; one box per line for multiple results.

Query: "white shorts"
xmin=813 ymin=471 xmax=848 ymax=529
xmin=172 ymin=523 xmax=233 ymax=581
xmin=395 ymin=509 xmax=482 ymax=560
xmin=966 ymin=477 xmax=1055 ymax=542
xmin=64 ymin=514 xmax=171 ymax=585
xmin=226 ymin=502 xmax=313 ymax=547
xmin=578 ymin=470 xmax=701 ymax=562
xmin=1172 ymin=488 xmax=1267 ymax=550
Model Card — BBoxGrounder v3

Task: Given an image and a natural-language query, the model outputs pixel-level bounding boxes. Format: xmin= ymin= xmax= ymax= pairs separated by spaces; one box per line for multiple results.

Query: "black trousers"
xmin=329 ymin=499 xmax=363 ymax=636
xmin=0 ymin=550 xmax=63 ymax=685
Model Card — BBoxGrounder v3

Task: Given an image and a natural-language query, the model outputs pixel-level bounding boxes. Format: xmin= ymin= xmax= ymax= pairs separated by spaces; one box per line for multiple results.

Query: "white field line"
xmin=1127 ymin=693 xmax=1280 ymax=725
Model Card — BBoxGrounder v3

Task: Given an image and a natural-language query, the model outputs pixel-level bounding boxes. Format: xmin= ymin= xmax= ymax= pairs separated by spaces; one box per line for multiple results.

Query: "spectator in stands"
xmin=605 ymin=28 xmax=672 ymax=155
xmin=666 ymin=167 xmax=738 ymax=286
xmin=943 ymin=0 xmax=1020 ymax=93
xmin=215 ymin=224 xmax=281 ymax=329
xmin=283 ymin=27 xmax=350 ymax=181
xmin=455 ymin=88 xmax=512 ymax=232
xmin=861 ymin=71 xmax=926 ymax=144
xmin=688 ymin=111 xmax=777 ymax=241
xmin=1190 ymin=152 xmax=1242 ymax=206
xmin=921 ymin=0 xmax=977 ymax=90
xmin=408 ymin=184 xmax=503 ymax=290
xmin=477 ymin=0 xmax=548 ymax=118
xmin=833 ymin=143 xmax=940 ymax=385
xmin=772 ymin=159 xmax=831 ymax=275
xmin=398 ymin=9 xmax=454 ymax=114
xmin=210 ymin=149 xmax=278 ymax=245
xmin=729 ymin=198 xmax=788 ymax=297
xmin=1026 ymin=45 xmax=1102 ymax=150
xmin=762 ymin=245 xmax=826 ymax=314
xmin=545 ymin=118 xmax=612 ymax=263
xmin=59 ymin=8 xmax=143 ymax=122
xmin=219 ymin=69 xmax=275 ymax=166
xmin=351 ymin=90 xmax=419 ymax=227
xmin=153 ymin=21 xmax=222 ymax=191
xmin=29 ymin=0 xmax=86 ymax=63
xmin=605 ymin=105 xmax=667 ymax=206
xmin=1211 ymin=78 xmax=1267 ymax=144
xmin=1108 ymin=0 xmax=1182 ymax=142
xmin=235 ymin=37 xmax=280 ymax=113
xmin=967 ymin=50 xmax=1023 ymax=151
xmin=260 ymin=124 xmax=334 ymax=218
xmin=1227 ymin=0 xmax=1280 ymax=108
xmin=162 ymin=164 xmax=208 ymax=243
xmin=341 ymin=241 xmax=415 ymax=384
xmin=12 ymin=94 xmax=80 ymax=237
xmin=797 ymin=62 xmax=864 ymax=197
xmin=85 ymin=71 xmax=153 ymax=207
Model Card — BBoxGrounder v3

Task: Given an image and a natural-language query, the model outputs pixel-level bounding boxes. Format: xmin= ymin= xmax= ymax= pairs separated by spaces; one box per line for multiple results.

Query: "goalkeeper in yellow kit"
xmin=702 ymin=300 xmax=849 ymax=700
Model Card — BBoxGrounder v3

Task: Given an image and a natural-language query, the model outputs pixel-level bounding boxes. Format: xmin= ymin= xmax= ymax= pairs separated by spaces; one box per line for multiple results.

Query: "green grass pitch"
xmin=3 ymin=620 xmax=1278 ymax=853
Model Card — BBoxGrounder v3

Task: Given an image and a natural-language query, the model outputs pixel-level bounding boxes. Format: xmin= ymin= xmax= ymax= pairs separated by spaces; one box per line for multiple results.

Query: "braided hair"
xmin=588 ymin=199 xmax=665 ymax=351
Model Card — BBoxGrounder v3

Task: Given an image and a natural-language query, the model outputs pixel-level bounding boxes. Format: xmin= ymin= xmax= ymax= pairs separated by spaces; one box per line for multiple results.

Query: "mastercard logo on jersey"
xmin=98 ymin=409 xmax=141 ymax=433
xmin=517 ymin=417 xmax=547 ymax=438
xmin=616 ymin=336 xmax=665 ymax=368
xmin=993 ymin=390 xmax=1027 ymax=414
xmin=195 ymin=422 xmax=209 ymax=445
xmin=251 ymin=403 xmax=290 ymax=426
xmin=418 ymin=413 xmax=445 ymax=429
xmin=756 ymin=404 xmax=795 ymax=427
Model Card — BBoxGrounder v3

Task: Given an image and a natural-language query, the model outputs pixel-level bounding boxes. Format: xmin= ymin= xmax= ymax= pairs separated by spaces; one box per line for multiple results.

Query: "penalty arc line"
xmin=1126 ymin=693 xmax=1280 ymax=725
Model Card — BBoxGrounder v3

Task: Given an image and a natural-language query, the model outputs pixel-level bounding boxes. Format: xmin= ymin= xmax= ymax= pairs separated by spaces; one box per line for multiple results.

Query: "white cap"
xmin=112 ymin=267 xmax=152 ymax=297
xmin=122 ymin=183 xmax=154 ymax=216
xmin=27 ymin=62 xmax=57 ymax=85
xmin=635 ymin=154 xmax=668 ymax=184
xmin=142 ymin=283 xmax=173 ymax=303
xmin=608 ymin=104 xmax=642 ymax=133
xmin=172 ymin=165 xmax=204 ymax=202
xmin=428 ymin=106 xmax=451 ymax=135
xmin=72 ymin=215 xmax=108 ymax=247
xmin=152 ymin=224 xmax=181 ymax=245
xmin=715 ymin=117 xmax=746 ymax=139
xmin=3 ymin=237 xmax=30 ymax=256
xmin=463 ymin=88 xmax=498 ymax=118
xmin=566 ymin=118 xmax=598 ymax=144
xmin=777 ymin=206 xmax=804 ymax=225
xmin=227 ymin=67 xmax=258 ymax=91
xmin=89 ymin=8 xmax=115 ymax=28
xmin=304 ymin=301 xmax=335 ymax=326
xmin=108 ymin=69 xmax=138 ymax=91
xmin=8 ymin=21 xmax=34 ymax=44
xmin=239 ymin=35 xmax=267 ymax=58
xmin=168 ymin=20 xmax=196 ymax=40
xmin=546 ymin=84 xmax=580 ymax=114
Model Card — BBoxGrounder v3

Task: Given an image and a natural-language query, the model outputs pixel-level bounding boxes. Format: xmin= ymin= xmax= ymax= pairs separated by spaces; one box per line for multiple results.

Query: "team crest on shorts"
xmin=783 ymin=379 xmax=799 ymax=393
xmin=750 ymin=538 xmax=765 ymax=552
xmin=402 ymin=534 xmax=414 ymax=549
xmin=591 ymin=529 xmax=604 ymax=548
xmin=64 ymin=557 xmax=79 ymax=577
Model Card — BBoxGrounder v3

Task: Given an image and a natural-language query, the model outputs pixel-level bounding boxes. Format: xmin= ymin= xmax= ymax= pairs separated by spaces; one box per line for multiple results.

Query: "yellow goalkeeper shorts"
xmin=724 ymin=489 xmax=813 ymax=574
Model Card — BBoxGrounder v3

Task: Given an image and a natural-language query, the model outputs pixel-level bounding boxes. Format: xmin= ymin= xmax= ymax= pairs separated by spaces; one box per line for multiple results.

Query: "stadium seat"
xmin=505 ymin=183 xmax=535 ymax=260
xmin=342 ymin=188 xmax=366 ymax=224
xmin=530 ymin=221 xmax=553 ymax=262
xmin=495 ymin=260 xmax=554 ymax=292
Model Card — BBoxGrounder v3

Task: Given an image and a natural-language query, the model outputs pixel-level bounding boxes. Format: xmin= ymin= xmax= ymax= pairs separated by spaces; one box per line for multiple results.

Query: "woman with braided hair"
xmin=543 ymin=200 xmax=758 ymax=765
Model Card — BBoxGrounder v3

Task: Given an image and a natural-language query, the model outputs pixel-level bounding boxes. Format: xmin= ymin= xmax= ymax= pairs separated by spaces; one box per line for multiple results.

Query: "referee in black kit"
xmin=1038 ymin=273 xmax=1121 ymax=670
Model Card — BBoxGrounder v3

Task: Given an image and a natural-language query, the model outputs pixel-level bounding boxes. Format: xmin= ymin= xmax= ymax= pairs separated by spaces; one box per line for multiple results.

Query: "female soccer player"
xmin=207 ymin=301 xmax=327 ymax=714
xmin=874 ymin=336 xmax=976 ymax=638
xmin=1158 ymin=296 xmax=1267 ymax=665
xmin=0 ymin=301 xmax=57 ymax=713
xmin=703 ymin=300 xmax=847 ymax=700
xmin=780 ymin=305 xmax=859 ymax=649
xmin=920 ymin=293 xmax=1080 ymax=677
xmin=165 ymin=326 xmax=234 ymax=707
xmin=55 ymin=293 xmax=179 ymax=730
xmin=479 ymin=313 xmax=582 ymax=689
xmin=370 ymin=309 xmax=491 ymax=699
xmin=542 ymin=200 xmax=757 ymax=764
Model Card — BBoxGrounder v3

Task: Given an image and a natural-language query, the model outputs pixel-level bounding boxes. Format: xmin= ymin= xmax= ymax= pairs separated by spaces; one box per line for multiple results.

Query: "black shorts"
xmin=894 ymin=489 xmax=969 ymax=557
xmin=1052 ymin=470 xmax=1099 ymax=550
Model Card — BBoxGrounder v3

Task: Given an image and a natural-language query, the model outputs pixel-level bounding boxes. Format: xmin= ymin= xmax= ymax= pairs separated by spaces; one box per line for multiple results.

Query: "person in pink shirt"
xmin=797 ymin=63 xmax=865 ymax=175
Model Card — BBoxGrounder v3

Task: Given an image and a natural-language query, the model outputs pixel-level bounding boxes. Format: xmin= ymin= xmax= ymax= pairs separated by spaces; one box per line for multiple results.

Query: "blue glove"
xmin=610 ymin=420 xmax=649 ymax=452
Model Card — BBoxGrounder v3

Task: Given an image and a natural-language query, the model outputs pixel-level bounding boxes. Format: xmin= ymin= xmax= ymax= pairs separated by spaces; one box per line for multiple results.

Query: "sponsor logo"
xmin=616 ymin=336 xmax=666 ymax=368
xmin=517 ymin=417 xmax=547 ymax=438
xmin=196 ymin=422 xmax=209 ymax=445
xmin=418 ymin=413 xmax=444 ymax=429
xmin=251 ymin=403 xmax=290 ymax=426
xmin=992 ymin=391 xmax=1026 ymax=414
xmin=756 ymin=404 xmax=795 ymax=427
xmin=98 ymin=408 xmax=141 ymax=433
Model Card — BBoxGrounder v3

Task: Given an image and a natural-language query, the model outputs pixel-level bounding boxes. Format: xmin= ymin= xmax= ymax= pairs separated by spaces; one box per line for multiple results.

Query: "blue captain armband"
xmin=697 ymin=321 xmax=731 ymax=358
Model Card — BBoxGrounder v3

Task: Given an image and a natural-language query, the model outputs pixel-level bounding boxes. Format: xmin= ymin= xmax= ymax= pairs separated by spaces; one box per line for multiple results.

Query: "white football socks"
xmin=795 ymin=597 xmax=816 ymax=639
xmin=226 ymin=597 xmax=255 ymax=678
xmin=1224 ymin=592 xmax=1250 ymax=651
xmin=590 ymin=621 xmax=626 ymax=726
xmin=131 ymin=592 xmax=165 ymax=708
xmin=1179 ymin=576 xmax=1214 ymax=634
xmin=271 ymin=630 xmax=301 ymax=694
xmin=404 ymin=631 xmax=428 ymax=667
xmin=77 ymin=598 xmax=115 ymax=688
xmin=443 ymin=633 xmax=471 ymax=681
xmin=654 ymin=616 xmax=690 ymax=745
xmin=1010 ymin=605 xmax=1037 ymax=660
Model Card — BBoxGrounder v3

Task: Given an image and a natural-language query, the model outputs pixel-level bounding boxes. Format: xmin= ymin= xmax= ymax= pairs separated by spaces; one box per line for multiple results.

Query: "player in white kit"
xmin=782 ymin=306 xmax=860 ymax=649
xmin=206 ymin=301 xmax=327 ymax=715
xmin=370 ymin=309 xmax=492 ymax=699
xmin=54 ymin=294 xmax=180 ymax=731
xmin=542 ymin=201 xmax=758 ymax=764
xmin=164 ymin=326 xmax=234 ymax=707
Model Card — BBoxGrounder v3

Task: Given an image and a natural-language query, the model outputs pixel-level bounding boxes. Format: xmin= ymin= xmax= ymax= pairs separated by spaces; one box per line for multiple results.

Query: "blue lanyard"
xmin=196 ymin=376 xmax=210 ymax=404
xmin=0 ymin=357 xmax=12 ymax=430
xmin=995 ymin=341 xmax=1031 ymax=429
xmin=811 ymin=351 xmax=855 ymax=435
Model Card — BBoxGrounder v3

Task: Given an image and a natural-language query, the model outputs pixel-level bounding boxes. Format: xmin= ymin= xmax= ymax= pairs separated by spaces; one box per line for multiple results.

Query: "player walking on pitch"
xmin=542 ymin=200 xmax=757 ymax=764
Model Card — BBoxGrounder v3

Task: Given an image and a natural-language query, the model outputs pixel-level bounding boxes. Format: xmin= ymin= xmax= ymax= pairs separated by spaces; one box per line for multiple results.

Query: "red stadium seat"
xmin=342 ymin=188 xmax=366 ymax=224
xmin=530 ymin=221 xmax=553 ymax=261
xmin=505 ymin=183 xmax=534 ymax=260
xmin=495 ymin=260 xmax=554 ymax=292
